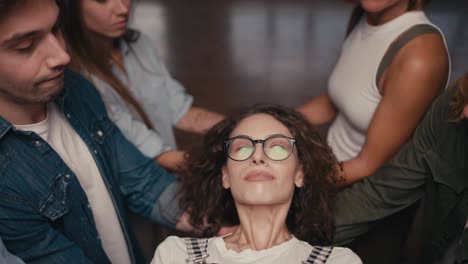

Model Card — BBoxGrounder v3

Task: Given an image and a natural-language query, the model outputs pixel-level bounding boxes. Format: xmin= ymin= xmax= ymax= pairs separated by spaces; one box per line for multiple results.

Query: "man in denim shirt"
xmin=0 ymin=1 xmax=188 ymax=263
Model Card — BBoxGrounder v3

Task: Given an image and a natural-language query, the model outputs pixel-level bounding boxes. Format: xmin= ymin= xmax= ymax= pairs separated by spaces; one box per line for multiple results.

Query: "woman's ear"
xmin=221 ymin=166 xmax=231 ymax=189
xmin=294 ymin=165 xmax=304 ymax=188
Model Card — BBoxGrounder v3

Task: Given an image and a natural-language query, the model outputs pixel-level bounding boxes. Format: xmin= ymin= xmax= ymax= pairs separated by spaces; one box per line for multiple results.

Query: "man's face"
xmin=0 ymin=0 xmax=70 ymax=106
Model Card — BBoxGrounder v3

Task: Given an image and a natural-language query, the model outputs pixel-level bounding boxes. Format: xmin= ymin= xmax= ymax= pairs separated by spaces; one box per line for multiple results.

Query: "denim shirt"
xmin=88 ymin=32 xmax=193 ymax=158
xmin=0 ymin=70 xmax=181 ymax=264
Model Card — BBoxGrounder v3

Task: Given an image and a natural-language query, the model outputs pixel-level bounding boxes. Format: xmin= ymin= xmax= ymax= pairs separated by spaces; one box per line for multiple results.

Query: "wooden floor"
xmin=129 ymin=0 xmax=468 ymax=262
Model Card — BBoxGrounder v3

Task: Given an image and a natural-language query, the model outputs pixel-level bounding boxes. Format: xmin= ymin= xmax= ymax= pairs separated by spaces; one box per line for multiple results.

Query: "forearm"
xmin=296 ymin=93 xmax=338 ymax=126
xmin=176 ymin=107 xmax=224 ymax=134
xmin=155 ymin=150 xmax=187 ymax=172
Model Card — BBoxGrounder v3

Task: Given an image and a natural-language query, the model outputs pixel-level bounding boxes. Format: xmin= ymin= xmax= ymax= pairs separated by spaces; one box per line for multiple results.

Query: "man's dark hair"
xmin=0 ymin=0 xmax=17 ymax=14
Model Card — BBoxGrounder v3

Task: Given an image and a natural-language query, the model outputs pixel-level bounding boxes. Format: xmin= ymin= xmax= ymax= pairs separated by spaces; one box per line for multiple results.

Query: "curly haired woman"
xmin=151 ymin=105 xmax=361 ymax=263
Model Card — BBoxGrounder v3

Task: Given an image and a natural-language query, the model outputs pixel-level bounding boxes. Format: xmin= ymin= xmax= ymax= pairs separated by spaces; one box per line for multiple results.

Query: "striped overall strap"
xmin=303 ymin=246 xmax=334 ymax=264
xmin=184 ymin=237 xmax=210 ymax=264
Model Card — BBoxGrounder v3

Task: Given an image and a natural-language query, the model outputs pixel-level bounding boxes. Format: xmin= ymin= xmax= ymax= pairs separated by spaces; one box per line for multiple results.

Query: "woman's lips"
xmin=244 ymin=171 xmax=275 ymax=182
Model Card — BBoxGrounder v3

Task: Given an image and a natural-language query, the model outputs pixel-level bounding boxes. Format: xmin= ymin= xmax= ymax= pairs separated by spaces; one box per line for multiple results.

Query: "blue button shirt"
xmin=0 ymin=70 xmax=182 ymax=263
xmin=88 ymin=32 xmax=193 ymax=158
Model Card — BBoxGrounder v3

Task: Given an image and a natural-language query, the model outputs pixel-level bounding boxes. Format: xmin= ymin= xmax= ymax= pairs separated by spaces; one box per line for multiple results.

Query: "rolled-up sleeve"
xmin=164 ymin=76 xmax=193 ymax=125
xmin=138 ymin=34 xmax=193 ymax=125
xmin=106 ymin=99 xmax=172 ymax=158
xmin=150 ymin=182 xmax=183 ymax=227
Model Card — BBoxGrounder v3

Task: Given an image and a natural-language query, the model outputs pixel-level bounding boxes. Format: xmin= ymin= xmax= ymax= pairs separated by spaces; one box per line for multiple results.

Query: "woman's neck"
xmin=90 ymin=32 xmax=116 ymax=52
xmin=366 ymin=0 xmax=410 ymax=26
xmin=223 ymin=203 xmax=292 ymax=252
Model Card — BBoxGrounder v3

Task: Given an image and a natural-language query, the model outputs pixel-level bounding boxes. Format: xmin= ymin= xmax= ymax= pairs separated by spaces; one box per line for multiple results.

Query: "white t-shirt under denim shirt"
xmin=88 ymin=32 xmax=193 ymax=158
xmin=15 ymin=104 xmax=131 ymax=264
xmin=151 ymin=236 xmax=361 ymax=264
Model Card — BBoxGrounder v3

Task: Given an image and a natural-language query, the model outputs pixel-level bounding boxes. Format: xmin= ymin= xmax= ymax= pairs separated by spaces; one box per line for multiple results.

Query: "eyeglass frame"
xmin=223 ymin=134 xmax=297 ymax=161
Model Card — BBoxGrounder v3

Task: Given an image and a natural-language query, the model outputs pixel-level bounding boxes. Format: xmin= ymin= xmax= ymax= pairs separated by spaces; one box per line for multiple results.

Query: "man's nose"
xmin=45 ymin=32 xmax=71 ymax=69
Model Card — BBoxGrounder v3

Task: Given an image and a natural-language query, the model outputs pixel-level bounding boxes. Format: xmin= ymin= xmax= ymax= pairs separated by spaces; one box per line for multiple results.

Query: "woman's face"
xmin=222 ymin=114 xmax=304 ymax=206
xmin=81 ymin=0 xmax=131 ymax=40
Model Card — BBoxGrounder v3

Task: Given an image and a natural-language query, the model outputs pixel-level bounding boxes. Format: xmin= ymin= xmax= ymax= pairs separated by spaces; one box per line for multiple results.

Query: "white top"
xmin=15 ymin=104 xmax=131 ymax=264
xmin=151 ymin=236 xmax=361 ymax=264
xmin=327 ymin=11 xmax=449 ymax=161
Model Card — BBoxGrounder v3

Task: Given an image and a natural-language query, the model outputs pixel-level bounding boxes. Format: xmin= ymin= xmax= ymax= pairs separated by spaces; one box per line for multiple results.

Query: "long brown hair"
xmin=346 ymin=0 xmax=431 ymax=35
xmin=181 ymin=104 xmax=341 ymax=245
xmin=450 ymin=74 xmax=468 ymax=122
xmin=59 ymin=0 xmax=154 ymax=129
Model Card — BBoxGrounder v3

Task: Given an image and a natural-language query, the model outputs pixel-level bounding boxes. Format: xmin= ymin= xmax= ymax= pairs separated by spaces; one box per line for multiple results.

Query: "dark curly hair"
xmin=181 ymin=104 xmax=341 ymax=245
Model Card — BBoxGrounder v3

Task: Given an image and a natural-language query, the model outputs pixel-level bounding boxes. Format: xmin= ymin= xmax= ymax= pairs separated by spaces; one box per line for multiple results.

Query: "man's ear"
xmin=221 ymin=166 xmax=230 ymax=189
xmin=294 ymin=165 xmax=304 ymax=188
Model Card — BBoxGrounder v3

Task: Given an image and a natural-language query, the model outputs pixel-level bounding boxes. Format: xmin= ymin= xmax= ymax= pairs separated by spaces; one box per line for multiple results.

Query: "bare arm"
xmin=338 ymin=33 xmax=449 ymax=186
xmin=296 ymin=93 xmax=338 ymax=126
xmin=176 ymin=106 xmax=224 ymax=134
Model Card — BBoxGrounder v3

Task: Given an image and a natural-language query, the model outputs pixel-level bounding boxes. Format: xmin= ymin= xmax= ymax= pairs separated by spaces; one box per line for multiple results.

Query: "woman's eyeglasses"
xmin=224 ymin=135 xmax=296 ymax=161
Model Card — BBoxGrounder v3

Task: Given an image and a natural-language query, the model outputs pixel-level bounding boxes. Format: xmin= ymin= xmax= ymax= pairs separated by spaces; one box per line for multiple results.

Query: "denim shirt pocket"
xmin=39 ymin=174 xmax=71 ymax=221
xmin=92 ymin=117 xmax=115 ymax=145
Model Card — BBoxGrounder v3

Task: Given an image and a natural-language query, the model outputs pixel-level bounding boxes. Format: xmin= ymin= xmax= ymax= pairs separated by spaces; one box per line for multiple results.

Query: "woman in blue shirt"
xmin=60 ymin=0 xmax=223 ymax=172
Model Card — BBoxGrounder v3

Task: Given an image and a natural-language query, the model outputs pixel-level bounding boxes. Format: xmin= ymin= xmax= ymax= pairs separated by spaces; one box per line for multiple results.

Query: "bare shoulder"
xmin=393 ymin=31 xmax=448 ymax=75
xmin=382 ymin=31 xmax=449 ymax=96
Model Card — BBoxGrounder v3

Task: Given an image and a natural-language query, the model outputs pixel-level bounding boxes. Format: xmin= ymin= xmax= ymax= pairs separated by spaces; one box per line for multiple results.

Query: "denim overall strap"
xmin=184 ymin=238 xmax=210 ymax=264
xmin=302 ymin=246 xmax=333 ymax=264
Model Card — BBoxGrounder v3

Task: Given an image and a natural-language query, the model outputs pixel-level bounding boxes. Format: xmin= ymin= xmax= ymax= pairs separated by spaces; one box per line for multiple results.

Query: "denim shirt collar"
xmin=0 ymin=117 xmax=12 ymax=140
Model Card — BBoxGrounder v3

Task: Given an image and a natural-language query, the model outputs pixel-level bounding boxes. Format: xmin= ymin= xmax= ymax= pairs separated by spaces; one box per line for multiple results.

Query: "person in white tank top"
xmin=152 ymin=105 xmax=361 ymax=264
xmin=297 ymin=0 xmax=450 ymax=187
